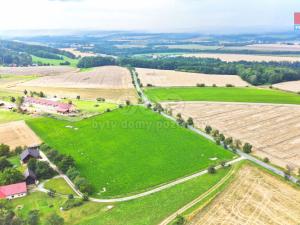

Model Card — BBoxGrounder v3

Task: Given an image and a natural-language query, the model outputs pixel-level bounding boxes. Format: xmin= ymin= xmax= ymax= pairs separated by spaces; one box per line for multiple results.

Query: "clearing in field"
xmin=136 ymin=68 xmax=248 ymax=87
xmin=162 ymin=102 xmax=300 ymax=171
xmin=273 ymin=80 xmax=300 ymax=93
xmin=182 ymin=53 xmax=300 ymax=62
xmin=27 ymin=106 xmax=234 ymax=198
xmin=0 ymin=120 xmax=41 ymax=149
xmin=145 ymin=87 xmax=300 ymax=104
xmin=0 ymin=66 xmax=77 ymax=76
xmin=188 ymin=164 xmax=300 ymax=225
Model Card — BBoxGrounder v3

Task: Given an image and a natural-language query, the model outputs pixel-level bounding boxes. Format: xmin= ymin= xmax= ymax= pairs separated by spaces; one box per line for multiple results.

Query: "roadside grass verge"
xmin=144 ymin=87 xmax=300 ymax=104
xmin=6 ymin=167 xmax=232 ymax=225
xmin=27 ymin=106 xmax=235 ymax=198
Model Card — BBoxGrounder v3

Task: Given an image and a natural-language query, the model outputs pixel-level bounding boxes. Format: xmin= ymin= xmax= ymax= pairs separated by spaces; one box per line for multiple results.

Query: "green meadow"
xmin=27 ymin=106 xmax=234 ymax=198
xmin=144 ymin=87 xmax=300 ymax=104
xmin=31 ymin=55 xmax=79 ymax=67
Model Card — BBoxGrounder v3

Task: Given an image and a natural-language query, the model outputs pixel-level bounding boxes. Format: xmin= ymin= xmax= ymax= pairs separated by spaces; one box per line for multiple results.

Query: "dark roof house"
xmin=23 ymin=168 xmax=37 ymax=185
xmin=20 ymin=146 xmax=41 ymax=163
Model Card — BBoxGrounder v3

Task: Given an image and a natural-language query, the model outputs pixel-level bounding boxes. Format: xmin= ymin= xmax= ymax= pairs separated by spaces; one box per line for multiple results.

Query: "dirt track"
xmin=136 ymin=68 xmax=249 ymax=87
xmin=0 ymin=121 xmax=41 ymax=149
xmin=188 ymin=165 xmax=300 ymax=225
xmin=162 ymin=102 xmax=300 ymax=171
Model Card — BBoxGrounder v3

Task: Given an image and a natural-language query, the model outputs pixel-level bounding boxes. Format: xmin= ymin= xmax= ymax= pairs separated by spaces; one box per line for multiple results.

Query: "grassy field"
xmin=27 ymin=106 xmax=234 ymax=197
xmin=63 ymin=99 xmax=117 ymax=114
xmin=7 ymin=166 xmax=233 ymax=225
xmin=44 ymin=178 xmax=76 ymax=195
xmin=31 ymin=55 xmax=79 ymax=67
xmin=0 ymin=109 xmax=31 ymax=124
xmin=144 ymin=87 xmax=300 ymax=104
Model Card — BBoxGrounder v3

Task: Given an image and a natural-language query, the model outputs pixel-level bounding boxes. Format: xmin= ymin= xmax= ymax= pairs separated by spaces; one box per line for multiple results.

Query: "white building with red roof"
xmin=0 ymin=182 xmax=27 ymax=200
xmin=24 ymin=97 xmax=75 ymax=114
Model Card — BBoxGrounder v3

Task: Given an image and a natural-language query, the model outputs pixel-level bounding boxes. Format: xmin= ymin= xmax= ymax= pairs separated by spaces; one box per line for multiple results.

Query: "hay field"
xmin=0 ymin=121 xmax=41 ymax=149
xmin=241 ymin=43 xmax=300 ymax=52
xmin=188 ymin=164 xmax=300 ymax=225
xmin=0 ymin=66 xmax=77 ymax=76
xmin=162 ymin=102 xmax=300 ymax=171
xmin=273 ymin=81 xmax=300 ymax=93
xmin=60 ymin=48 xmax=97 ymax=57
xmin=136 ymin=68 xmax=248 ymax=87
xmin=183 ymin=53 xmax=300 ymax=62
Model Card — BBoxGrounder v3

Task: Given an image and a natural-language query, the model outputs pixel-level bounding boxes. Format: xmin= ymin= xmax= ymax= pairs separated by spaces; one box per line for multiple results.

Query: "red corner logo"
xmin=295 ymin=13 xmax=300 ymax=30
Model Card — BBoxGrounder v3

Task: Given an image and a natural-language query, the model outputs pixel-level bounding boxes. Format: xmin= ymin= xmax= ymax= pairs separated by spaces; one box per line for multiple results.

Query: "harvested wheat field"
xmin=0 ymin=66 xmax=77 ymax=76
xmin=136 ymin=68 xmax=249 ymax=87
xmin=273 ymin=81 xmax=300 ymax=93
xmin=188 ymin=164 xmax=300 ymax=225
xmin=19 ymin=66 xmax=133 ymax=89
xmin=60 ymin=48 xmax=97 ymax=57
xmin=0 ymin=121 xmax=41 ymax=149
xmin=162 ymin=102 xmax=300 ymax=171
xmin=12 ymin=66 xmax=137 ymax=102
xmin=183 ymin=53 xmax=300 ymax=62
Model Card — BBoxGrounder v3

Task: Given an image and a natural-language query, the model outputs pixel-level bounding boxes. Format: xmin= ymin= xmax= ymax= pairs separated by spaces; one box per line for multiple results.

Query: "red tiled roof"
xmin=0 ymin=182 xmax=27 ymax=198
xmin=25 ymin=97 xmax=72 ymax=111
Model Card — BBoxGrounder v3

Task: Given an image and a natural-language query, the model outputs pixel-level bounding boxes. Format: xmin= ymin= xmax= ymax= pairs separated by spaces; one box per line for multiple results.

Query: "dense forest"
xmin=0 ymin=40 xmax=76 ymax=66
xmin=78 ymin=55 xmax=300 ymax=85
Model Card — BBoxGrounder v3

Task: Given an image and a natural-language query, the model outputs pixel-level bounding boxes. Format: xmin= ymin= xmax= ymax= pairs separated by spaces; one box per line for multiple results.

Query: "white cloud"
xmin=0 ymin=0 xmax=299 ymax=32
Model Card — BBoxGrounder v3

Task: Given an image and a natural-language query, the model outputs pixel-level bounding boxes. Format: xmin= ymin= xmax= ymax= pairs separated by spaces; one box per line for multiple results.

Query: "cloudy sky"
xmin=0 ymin=0 xmax=299 ymax=33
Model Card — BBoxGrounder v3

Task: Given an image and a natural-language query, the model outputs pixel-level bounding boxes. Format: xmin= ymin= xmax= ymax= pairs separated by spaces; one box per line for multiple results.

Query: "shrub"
xmin=14 ymin=146 xmax=23 ymax=154
xmin=263 ymin=157 xmax=270 ymax=163
xmin=205 ymin=125 xmax=212 ymax=134
xmin=46 ymin=213 xmax=64 ymax=225
xmin=226 ymin=84 xmax=235 ymax=87
xmin=0 ymin=157 xmax=12 ymax=171
xmin=0 ymin=144 xmax=10 ymax=157
xmin=74 ymin=176 xmax=93 ymax=194
xmin=187 ymin=117 xmax=194 ymax=126
xmin=57 ymin=155 xmax=75 ymax=173
xmin=67 ymin=167 xmax=80 ymax=180
xmin=172 ymin=215 xmax=186 ymax=225
xmin=211 ymin=129 xmax=219 ymax=137
xmin=243 ymin=143 xmax=252 ymax=154
xmin=126 ymin=100 xmax=131 ymax=106
xmin=207 ymin=166 xmax=216 ymax=174
xmin=196 ymin=83 xmax=205 ymax=87
xmin=212 ymin=84 xmax=217 ymax=87
xmin=62 ymin=199 xmax=83 ymax=211
xmin=0 ymin=168 xmax=24 ymax=185
xmin=34 ymin=161 xmax=56 ymax=179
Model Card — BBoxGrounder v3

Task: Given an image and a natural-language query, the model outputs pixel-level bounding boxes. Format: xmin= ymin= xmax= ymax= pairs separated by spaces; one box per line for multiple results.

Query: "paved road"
xmin=131 ymin=69 xmax=299 ymax=185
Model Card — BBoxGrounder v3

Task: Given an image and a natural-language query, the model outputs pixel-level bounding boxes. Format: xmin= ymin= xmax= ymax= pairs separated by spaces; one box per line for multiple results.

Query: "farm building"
xmin=20 ymin=146 xmax=41 ymax=164
xmin=0 ymin=182 xmax=27 ymax=200
xmin=23 ymin=168 xmax=37 ymax=185
xmin=24 ymin=97 xmax=75 ymax=114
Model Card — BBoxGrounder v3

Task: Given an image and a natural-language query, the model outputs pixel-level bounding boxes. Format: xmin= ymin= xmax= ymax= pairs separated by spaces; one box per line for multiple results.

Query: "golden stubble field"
xmin=136 ymin=68 xmax=249 ymax=87
xmin=0 ymin=66 xmax=78 ymax=76
xmin=188 ymin=164 xmax=300 ymax=225
xmin=273 ymin=81 xmax=300 ymax=93
xmin=162 ymin=102 xmax=300 ymax=171
xmin=7 ymin=66 xmax=138 ymax=103
xmin=0 ymin=121 xmax=41 ymax=149
xmin=182 ymin=53 xmax=300 ymax=62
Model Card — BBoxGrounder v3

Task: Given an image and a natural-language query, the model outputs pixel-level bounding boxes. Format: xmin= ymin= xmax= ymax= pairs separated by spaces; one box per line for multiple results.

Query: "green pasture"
xmin=27 ymin=106 xmax=234 ymax=197
xmin=144 ymin=87 xmax=300 ymax=104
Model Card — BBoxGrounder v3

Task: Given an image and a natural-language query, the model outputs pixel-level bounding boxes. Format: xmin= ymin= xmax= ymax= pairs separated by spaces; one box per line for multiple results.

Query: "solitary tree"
xmin=187 ymin=117 xmax=194 ymax=126
xmin=243 ymin=143 xmax=252 ymax=154
xmin=24 ymin=89 xmax=28 ymax=95
xmin=205 ymin=125 xmax=212 ymax=134
xmin=207 ymin=166 xmax=216 ymax=174
xmin=234 ymin=139 xmax=242 ymax=149
xmin=76 ymin=95 xmax=80 ymax=100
